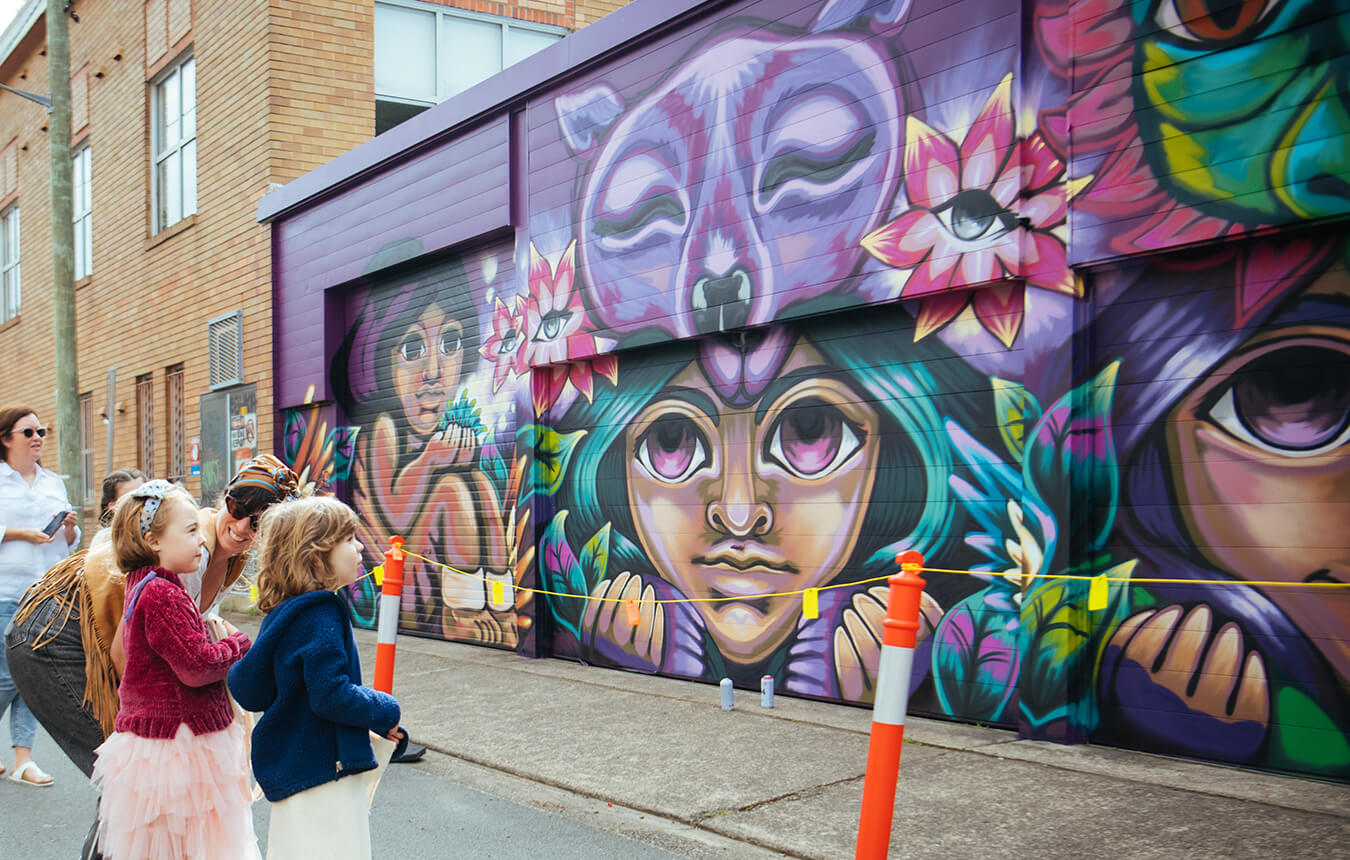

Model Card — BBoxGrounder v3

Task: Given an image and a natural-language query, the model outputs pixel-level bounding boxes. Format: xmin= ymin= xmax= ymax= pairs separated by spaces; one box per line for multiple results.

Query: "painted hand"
xmin=1103 ymin=604 xmax=1269 ymax=760
xmin=833 ymin=587 xmax=941 ymax=704
xmin=424 ymin=423 xmax=478 ymax=469
xmin=581 ymin=571 xmax=665 ymax=672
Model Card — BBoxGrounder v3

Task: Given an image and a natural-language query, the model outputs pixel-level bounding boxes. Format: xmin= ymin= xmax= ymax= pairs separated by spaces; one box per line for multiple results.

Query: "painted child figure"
xmin=228 ymin=496 xmax=408 ymax=860
xmin=91 ymin=480 xmax=259 ymax=860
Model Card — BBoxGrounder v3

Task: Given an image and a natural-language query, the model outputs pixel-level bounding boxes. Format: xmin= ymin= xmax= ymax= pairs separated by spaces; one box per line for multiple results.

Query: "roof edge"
xmin=256 ymin=0 xmax=727 ymax=225
xmin=0 ymin=0 xmax=44 ymax=72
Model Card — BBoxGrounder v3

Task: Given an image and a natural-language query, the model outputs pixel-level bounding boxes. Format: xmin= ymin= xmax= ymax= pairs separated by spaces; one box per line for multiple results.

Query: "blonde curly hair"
xmin=254 ymin=496 xmax=359 ymax=613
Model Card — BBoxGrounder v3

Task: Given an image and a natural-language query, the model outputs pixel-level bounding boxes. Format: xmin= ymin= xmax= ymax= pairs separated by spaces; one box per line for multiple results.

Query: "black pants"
xmin=5 ymin=597 xmax=107 ymax=860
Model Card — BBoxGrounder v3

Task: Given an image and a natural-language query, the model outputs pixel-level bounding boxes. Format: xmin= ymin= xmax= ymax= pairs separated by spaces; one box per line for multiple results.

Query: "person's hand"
xmin=62 ymin=512 xmax=78 ymax=543
xmin=582 ymin=571 xmax=665 ymax=671
xmin=14 ymin=528 xmax=56 ymax=545
xmin=384 ymin=727 xmax=406 ymax=743
xmin=833 ymin=587 xmax=942 ymax=703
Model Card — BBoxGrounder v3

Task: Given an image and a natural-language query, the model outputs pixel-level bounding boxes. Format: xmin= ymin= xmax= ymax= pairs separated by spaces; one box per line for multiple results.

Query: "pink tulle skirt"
xmin=92 ymin=721 xmax=260 ymax=860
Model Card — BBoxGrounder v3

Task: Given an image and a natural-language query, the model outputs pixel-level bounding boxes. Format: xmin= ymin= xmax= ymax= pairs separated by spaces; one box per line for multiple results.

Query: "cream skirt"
xmin=266 ymin=733 xmax=397 ymax=860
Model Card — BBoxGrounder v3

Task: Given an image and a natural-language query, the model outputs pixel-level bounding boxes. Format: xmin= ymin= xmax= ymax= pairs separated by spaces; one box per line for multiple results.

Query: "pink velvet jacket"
xmin=113 ymin=567 xmax=251 ymax=739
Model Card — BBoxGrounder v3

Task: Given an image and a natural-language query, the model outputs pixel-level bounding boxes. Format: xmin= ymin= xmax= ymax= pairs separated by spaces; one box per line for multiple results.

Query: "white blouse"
xmin=0 ymin=461 xmax=80 ymax=603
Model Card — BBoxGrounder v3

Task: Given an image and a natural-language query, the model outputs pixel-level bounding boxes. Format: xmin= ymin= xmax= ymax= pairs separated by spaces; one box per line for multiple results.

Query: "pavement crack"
xmin=696 ymin=773 xmax=865 ymax=820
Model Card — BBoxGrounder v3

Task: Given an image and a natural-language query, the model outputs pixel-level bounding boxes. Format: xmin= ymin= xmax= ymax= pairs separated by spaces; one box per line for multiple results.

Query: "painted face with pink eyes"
xmin=624 ymin=337 xmax=880 ymax=665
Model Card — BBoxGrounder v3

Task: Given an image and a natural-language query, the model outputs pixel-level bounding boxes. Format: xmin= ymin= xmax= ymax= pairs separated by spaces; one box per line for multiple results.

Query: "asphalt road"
xmin=0 ymin=716 xmax=743 ymax=859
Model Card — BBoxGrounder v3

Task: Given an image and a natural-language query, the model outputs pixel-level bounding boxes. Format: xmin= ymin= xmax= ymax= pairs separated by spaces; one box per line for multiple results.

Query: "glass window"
xmin=79 ymin=392 xmax=95 ymax=504
xmin=153 ymin=54 xmax=197 ymax=233
xmin=73 ymin=146 xmax=92 ymax=280
xmin=375 ymin=4 xmax=437 ymax=103
xmin=374 ymin=1 xmax=564 ymax=135
xmin=1 ymin=204 xmax=18 ymax=322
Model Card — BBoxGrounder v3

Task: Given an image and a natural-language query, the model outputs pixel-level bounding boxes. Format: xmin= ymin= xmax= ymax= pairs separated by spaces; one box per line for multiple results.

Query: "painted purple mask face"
xmin=558 ymin=29 xmax=902 ymax=341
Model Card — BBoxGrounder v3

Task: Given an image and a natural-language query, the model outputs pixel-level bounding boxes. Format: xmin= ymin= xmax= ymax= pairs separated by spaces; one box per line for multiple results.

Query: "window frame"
xmin=73 ymin=144 xmax=92 ymax=280
xmin=373 ymin=0 xmax=566 ymax=109
xmin=0 ymin=203 xmax=18 ymax=322
xmin=79 ymin=392 xmax=96 ymax=505
xmin=165 ymin=364 xmax=186 ymax=482
xmin=136 ymin=373 xmax=155 ymax=476
xmin=150 ymin=51 xmax=197 ymax=234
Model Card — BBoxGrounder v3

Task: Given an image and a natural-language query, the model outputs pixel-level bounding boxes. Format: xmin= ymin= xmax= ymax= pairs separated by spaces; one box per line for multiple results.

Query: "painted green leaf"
xmin=1272 ymin=686 xmax=1350 ymax=775
xmin=540 ymin=510 xmax=586 ymax=639
xmin=991 ymin=377 xmax=1042 ymax=462
xmin=579 ymin=523 xmax=612 ymax=591
xmin=519 ymin=424 xmax=587 ymax=498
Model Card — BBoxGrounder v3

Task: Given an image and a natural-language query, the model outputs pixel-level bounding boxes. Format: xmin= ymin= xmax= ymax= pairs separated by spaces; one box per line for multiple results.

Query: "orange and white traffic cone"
xmin=372 ymin=536 xmax=405 ymax=694
xmin=855 ymin=549 xmax=927 ymax=860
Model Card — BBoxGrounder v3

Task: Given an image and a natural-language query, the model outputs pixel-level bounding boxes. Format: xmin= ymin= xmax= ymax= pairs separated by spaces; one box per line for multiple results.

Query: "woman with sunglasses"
xmin=0 ymin=407 xmax=79 ymax=787
xmin=4 ymin=454 xmax=296 ymax=858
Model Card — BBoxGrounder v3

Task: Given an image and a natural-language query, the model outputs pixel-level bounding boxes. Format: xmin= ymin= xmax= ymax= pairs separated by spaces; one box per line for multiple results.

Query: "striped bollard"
xmin=855 ymin=550 xmax=927 ymax=860
xmin=372 ymin=536 xmax=405 ymax=694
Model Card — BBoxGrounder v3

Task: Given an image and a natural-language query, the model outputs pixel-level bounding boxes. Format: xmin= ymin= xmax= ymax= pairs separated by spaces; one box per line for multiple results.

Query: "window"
xmin=73 ymin=146 xmax=92 ymax=279
xmin=79 ymin=392 xmax=96 ymax=504
xmin=1 ymin=204 xmax=17 ymax=322
xmin=152 ymin=54 xmax=196 ymax=232
xmin=166 ymin=364 xmax=186 ymax=482
xmin=374 ymin=1 xmax=565 ymax=134
xmin=136 ymin=373 xmax=155 ymax=475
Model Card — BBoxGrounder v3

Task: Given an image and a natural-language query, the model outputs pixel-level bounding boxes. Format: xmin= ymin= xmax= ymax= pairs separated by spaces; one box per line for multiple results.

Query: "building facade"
xmin=0 ymin=0 xmax=625 ymax=518
xmin=263 ymin=0 xmax=1349 ymax=779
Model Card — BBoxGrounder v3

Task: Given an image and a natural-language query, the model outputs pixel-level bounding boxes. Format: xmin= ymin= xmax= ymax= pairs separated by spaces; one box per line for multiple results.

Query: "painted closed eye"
xmin=635 ymin=415 xmax=710 ymax=483
xmin=1205 ymin=343 xmax=1350 ymax=457
xmin=593 ymin=195 xmax=685 ymax=242
xmin=766 ymin=398 xmax=865 ymax=479
xmin=759 ymin=130 xmax=877 ymax=201
xmin=934 ymin=189 xmax=1018 ymax=243
xmin=398 ymin=333 xmax=427 ymax=362
xmin=1153 ymin=0 xmax=1281 ymax=44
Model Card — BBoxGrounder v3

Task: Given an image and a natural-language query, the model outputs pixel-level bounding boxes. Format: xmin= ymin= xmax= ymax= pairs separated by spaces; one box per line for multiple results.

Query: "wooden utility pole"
xmin=47 ymin=0 xmax=82 ymax=515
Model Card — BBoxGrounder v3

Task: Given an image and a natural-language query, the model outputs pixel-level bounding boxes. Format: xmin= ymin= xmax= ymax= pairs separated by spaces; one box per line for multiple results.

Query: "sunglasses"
xmin=10 ymin=427 xmax=47 ymax=439
xmin=224 ymin=494 xmax=266 ymax=531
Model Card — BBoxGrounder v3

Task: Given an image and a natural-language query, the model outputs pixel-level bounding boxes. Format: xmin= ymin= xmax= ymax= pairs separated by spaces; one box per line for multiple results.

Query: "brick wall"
xmin=0 ymin=0 xmax=377 ymax=513
xmin=406 ymin=0 xmax=632 ymax=31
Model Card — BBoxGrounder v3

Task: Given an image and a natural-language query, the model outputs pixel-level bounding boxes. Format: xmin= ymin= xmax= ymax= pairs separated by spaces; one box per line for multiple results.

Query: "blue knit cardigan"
xmin=228 ymin=590 xmax=407 ymax=801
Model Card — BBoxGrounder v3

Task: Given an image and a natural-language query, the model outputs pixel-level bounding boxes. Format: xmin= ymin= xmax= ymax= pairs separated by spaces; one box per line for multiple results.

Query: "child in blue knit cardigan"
xmin=228 ymin=496 xmax=407 ymax=860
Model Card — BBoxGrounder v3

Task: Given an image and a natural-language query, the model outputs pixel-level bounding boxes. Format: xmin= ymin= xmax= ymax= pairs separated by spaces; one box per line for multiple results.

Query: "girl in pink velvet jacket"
xmin=90 ymin=481 xmax=259 ymax=860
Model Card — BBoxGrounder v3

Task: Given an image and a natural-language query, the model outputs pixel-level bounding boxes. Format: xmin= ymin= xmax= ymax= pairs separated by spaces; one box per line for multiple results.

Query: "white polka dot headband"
xmin=130 ymin=479 xmax=179 ymax=536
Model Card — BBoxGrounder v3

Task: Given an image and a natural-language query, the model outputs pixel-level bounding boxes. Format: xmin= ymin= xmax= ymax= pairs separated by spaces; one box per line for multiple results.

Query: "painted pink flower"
xmin=524 ymin=239 xmax=619 ymax=413
xmin=861 ymin=75 xmax=1080 ymax=347
xmin=526 ymin=241 xmax=586 ymax=366
xmin=479 ymin=295 xmax=529 ymax=393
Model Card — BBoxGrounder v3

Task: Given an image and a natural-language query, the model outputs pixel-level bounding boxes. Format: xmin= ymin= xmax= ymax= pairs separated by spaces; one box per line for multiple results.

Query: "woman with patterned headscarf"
xmin=3 ymin=455 xmax=298 ymax=860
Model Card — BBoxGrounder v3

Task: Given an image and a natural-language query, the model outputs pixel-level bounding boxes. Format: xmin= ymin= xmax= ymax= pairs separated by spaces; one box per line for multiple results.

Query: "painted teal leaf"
xmin=328 ymin=426 xmax=360 ymax=481
xmin=991 ymin=377 xmax=1041 ymax=462
xmin=1024 ymin=361 xmax=1120 ymax=560
xmin=931 ymin=589 xmax=1021 ymax=722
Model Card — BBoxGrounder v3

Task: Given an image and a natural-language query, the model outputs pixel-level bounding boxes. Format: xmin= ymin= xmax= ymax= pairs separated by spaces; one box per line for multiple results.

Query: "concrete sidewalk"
xmin=227 ymin=613 xmax=1349 ymax=859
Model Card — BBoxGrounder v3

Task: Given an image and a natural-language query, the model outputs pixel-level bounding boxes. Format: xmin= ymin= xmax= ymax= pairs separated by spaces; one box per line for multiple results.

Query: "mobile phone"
xmin=41 ymin=510 xmax=70 ymax=538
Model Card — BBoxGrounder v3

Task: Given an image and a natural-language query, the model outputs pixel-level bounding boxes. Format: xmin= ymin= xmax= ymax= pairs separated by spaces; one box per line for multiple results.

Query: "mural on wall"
xmin=518 ymin=0 xmax=1350 ymax=780
xmin=314 ymin=0 xmax=1348 ymax=778
xmin=329 ymin=249 xmax=533 ymax=648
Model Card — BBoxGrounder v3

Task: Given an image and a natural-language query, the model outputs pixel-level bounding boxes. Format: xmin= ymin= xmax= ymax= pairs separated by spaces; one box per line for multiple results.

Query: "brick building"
xmin=0 ymin=0 xmax=626 ymax=522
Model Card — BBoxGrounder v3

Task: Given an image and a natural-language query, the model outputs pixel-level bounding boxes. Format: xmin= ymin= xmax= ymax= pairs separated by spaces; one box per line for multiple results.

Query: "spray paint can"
xmin=720 ymin=678 xmax=734 ymax=711
xmin=760 ymin=675 xmax=775 ymax=708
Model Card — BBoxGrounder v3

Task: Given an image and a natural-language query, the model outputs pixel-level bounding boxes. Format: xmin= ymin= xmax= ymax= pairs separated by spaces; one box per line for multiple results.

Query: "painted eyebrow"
xmin=753 ymin=365 xmax=842 ymax=424
xmin=645 ymin=386 xmax=721 ymax=428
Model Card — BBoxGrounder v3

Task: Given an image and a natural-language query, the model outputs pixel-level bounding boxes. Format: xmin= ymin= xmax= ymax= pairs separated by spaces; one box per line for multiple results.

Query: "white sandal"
xmin=8 ymin=761 xmax=53 ymax=787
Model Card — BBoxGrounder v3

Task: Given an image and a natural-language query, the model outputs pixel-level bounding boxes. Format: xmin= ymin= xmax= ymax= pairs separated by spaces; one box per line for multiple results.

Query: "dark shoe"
xmin=391 ymin=742 xmax=426 ymax=764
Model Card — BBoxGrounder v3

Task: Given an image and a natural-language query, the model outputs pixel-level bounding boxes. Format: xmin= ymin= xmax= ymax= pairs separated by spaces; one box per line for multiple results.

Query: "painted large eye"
xmin=934 ymin=190 xmax=1018 ymax=243
xmin=766 ymin=398 xmax=865 ymax=479
xmin=1154 ymin=0 xmax=1280 ymax=44
xmin=439 ymin=329 xmax=462 ymax=356
xmin=534 ymin=310 xmax=574 ymax=343
xmin=398 ymin=333 xmax=427 ymax=362
xmin=1206 ymin=344 xmax=1350 ymax=457
xmin=496 ymin=329 xmax=518 ymax=354
xmin=635 ymin=415 xmax=710 ymax=483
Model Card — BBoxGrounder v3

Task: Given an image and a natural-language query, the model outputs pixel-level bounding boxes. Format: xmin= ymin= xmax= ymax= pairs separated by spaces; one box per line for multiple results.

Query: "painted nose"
xmin=706 ymin=467 xmax=773 ymax=538
xmin=691 ymin=269 xmax=752 ymax=334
